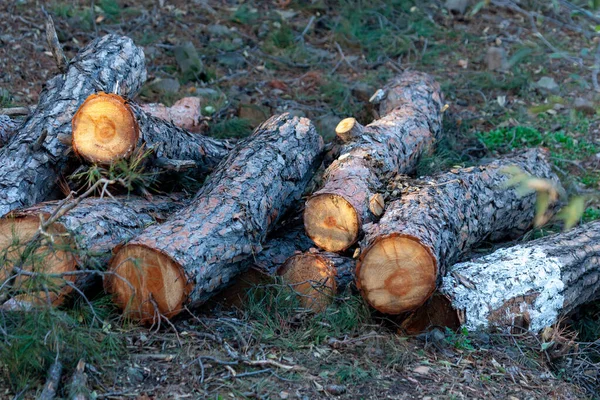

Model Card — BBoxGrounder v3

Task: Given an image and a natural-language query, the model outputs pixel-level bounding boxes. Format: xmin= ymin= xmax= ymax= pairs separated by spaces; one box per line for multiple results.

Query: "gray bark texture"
xmin=0 ymin=115 xmax=17 ymax=147
xmin=360 ymin=148 xmax=563 ymax=281
xmin=0 ymin=35 xmax=146 ymax=216
xmin=129 ymin=103 xmax=232 ymax=174
xmin=441 ymin=220 xmax=600 ymax=332
xmin=116 ymin=113 xmax=324 ymax=307
xmin=249 ymin=226 xmax=315 ymax=275
xmin=305 ymin=71 xmax=444 ymax=250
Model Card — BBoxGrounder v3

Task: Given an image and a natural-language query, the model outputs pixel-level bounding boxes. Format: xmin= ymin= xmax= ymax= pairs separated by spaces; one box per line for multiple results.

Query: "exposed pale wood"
xmin=335 ymin=117 xmax=364 ymax=143
xmin=106 ymin=114 xmax=324 ymax=323
xmin=357 ymin=148 xmax=562 ymax=315
xmin=304 ymin=72 xmax=444 ymax=252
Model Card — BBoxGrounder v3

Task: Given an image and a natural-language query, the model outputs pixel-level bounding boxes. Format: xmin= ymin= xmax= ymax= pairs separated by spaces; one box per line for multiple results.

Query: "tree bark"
xmin=438 ymin=220 xmax=600 ymax=333
xmin=0 ymin=115 xmax=17 ymax=147
xmin=0 ymin=195 xmax=186 ymax=305
xmin=106 ymin=114 xmax=324 ymax=322
xmin=0 ymin=35 xmax=146 ymax=216
xmin=356 ymin=148 xmax=562 ymax=315
xmin=304 ymin=71 xmax=444 ymax=252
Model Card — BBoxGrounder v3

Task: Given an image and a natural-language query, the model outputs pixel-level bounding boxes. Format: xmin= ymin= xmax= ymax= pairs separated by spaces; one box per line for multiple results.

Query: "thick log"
xmin=0 ymin=115 xmax=17 ymax=147
xmin=277 ymin=251 xmax=355 ymax=312
xmin=438 ymin=220 xmax=600 ymax=333
xmin=0 ymin=35 xmax=146 ymax=216
xmin=356 ymin=148 xmax=562 ymax=315
xmin=106 ymin=114 xmax=324 ymax=322
xmin=0 ymin=195 xmax=186 ymax=305
xmin=71 ymin=92 xmax=230 ymax=169
xmin=304 ymin=72 xmax=444 ymax=252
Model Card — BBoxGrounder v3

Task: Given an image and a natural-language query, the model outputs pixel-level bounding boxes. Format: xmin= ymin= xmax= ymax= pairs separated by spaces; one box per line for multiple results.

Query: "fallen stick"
xmin=0 ymin=34 xmax=146 ymax=216
xmin=0 ymin=194 xmax=186 ymax=305
xmin=106 ymin=114 xmax=324 ymax=323
xmin=356 ymin=148 xmax=562 ymax=315
xmin=437 ymin=220 xmax=600 ymax=333
xmin=304 ymin=71 xmax=444 ymax=252
xmin=38 ymin=360 xmax=63 ymax=400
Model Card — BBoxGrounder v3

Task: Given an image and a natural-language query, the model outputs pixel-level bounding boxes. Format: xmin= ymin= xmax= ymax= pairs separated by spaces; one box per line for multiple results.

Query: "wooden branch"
xmin=304 ymin=72 xmax=444 ymax=252
xmin=38 ymin=360 xmax=63 ymax=400
xmin=356 ymin=148 xmax=563 ymax=315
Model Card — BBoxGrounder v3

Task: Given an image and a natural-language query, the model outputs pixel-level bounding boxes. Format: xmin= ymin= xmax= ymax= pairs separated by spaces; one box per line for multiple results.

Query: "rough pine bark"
xmin=0 ymin=195 xmax=186 ymax=305
xmin=106 ymin=113 xmax=324 ymax=322
xmin=440 ymin=220 xmax=600 ymax=332
xmin=356 ymin=148 xmax=562 ymax=315
xmin=304 ymin=72 xmax=444 ymax=252
xmin=0 ymin=115 xmax=17 ymax=147
xmin=0 ymin=35 xmax=146 ymax=216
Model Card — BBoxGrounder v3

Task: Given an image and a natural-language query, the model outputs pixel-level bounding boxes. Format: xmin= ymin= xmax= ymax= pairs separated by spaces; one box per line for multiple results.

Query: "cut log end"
xmin=356 ymin=234 xmax=436 ymax=314
xmin=72 ymin=92 xmax=139 ymax=164
xmin=0 ymin=216 xmax=76 ymax=302
xmin=304 ymin=193 xmax=359 ymax=252
xmin=106 ymin=244 xmax=191 ymax=323
xmin=278 ymin=253 xmax=336 ymax=312
xmin=335 ymin=117 xmax=363 ymax=142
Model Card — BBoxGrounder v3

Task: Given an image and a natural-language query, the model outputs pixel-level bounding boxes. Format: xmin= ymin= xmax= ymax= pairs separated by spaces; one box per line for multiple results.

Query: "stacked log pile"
xmin=1 ymin=30 xmax=596 ymax=335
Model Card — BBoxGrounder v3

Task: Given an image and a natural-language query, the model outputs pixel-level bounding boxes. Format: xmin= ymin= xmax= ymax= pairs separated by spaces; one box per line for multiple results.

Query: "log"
xmin=38 ymin=360 xmax=63 ymax=400
xmin=0 ymin=35 xmax=146 ymax=216
xmin=438 ymin=220 xmax=600 ymax=333
xmin=105 ymin=113 xmax=324 ymax=322
xmin=71 ymin=92 xmax=230 ymax=168
xmin=356 ymin=148 xmax=562 ymax=315
xmin=277 ymin=251 xmax=355 ymax=312
xmin=0 ymin=195 xmax=186 ymax=305
xmin=0 ymin=115 xmax=17 ymax=147
xmin=304 ymin=72 xmax=444 ymax=252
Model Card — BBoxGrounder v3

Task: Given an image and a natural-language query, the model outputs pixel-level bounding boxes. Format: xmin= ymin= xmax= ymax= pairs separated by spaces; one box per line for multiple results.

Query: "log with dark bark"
xmin=106 ymin=114 xmax=324 ymax=322
xmin=0 ymin=35 xmax=146 ymax=216
xmin=38 ymin=360 xmax=63 ymax=400
xmin=277 ymin=251 xmax=355 ymax=311
xmin=356 ymin=148 xmax=562 ymax=315
xmin=0 ymin=115 xmax=17 ymax=147
xmin=0 ymin=195 xmax=186 ymax=305
xmin=436 ymin=220 xmax=600 ymax=333
xmin=71 ymin=92 xmax=231 ymax=169
xmin=304 ymin=72 xmax=444 ymax=252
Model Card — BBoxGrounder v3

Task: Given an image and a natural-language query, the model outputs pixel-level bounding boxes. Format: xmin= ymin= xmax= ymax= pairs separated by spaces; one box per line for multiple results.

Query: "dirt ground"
xmin=1 ymin=0 xmax=600 ymax=398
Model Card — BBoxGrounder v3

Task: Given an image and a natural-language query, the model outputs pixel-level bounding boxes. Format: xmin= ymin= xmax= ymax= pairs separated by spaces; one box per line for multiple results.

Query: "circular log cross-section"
xmin=0 ymin=216 xmax=76 ymax=303
xmin=356 ymin=148 xmax=562 ymax=315
xmin=72 ymin=92 xmax=139 ymax=163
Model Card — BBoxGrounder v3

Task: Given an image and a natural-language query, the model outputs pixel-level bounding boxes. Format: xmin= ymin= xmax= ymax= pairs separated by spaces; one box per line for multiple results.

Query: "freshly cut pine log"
xmin=277 ymin=251 xmax=355 ymax=312
xmin=0 ymin=115 xmax=17 ymax=147
xmin=106 ymin=114 xmax=324 ymax=322
xmin=0 ymin=195 xmax=186 ymax=305
xmin=72 ymin=92 xmax=230 ymax=168
xmin=356 ymin=148 xmax=562 ymax=315
xmin=0 ymin=35 xmax=146 ymax=216
xmin=438 ymin=220 xmax=600 ymax=333
xmin=304 ymin=72 xmax=444 ymax=252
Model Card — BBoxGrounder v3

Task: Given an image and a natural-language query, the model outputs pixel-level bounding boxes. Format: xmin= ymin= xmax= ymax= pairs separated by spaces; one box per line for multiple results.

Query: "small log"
xmin=0 ymin=35 xmax=146 ymax=216
xmin=304 ymin=72 xmax=444 ymax=252
xmin=0 ymin=115 xmax=17 ymax=147
xmin=277 ymin=251 xmax=355 ymax=312
xmin=106 ymin=114 xmax=324 ymax=322
xmin=72 ymin=92 xmax=230 ymax=168
xmin=437 ymin=220 xmax=600 ymax=333
xmin=356 ymin=148 xmax=562 ymax=315
xmin=68 ymin=359 xmax=89 ymax=400
xmin=0 ymin=195 xmax=186 ymax=305
xmin=38 ymin=360 xmax=63 ymax=400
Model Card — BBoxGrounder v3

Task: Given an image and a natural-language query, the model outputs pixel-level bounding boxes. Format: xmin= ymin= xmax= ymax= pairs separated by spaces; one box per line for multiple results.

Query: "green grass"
xmin=208 ymin=117 xmax=253 ymax=139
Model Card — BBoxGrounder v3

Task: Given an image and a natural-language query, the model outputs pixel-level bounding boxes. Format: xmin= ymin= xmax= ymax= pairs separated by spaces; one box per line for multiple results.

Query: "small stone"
xmin=413 ymin=366 xmax=431 ymax=375
xmin=445 ymin=0 xmax=470 ymax=14
xmin=217 ymin=52 xmax=246 ymax=69
xmin=324 ymin=384 xmax=347 ymax=395
xmin=150 ymin=78 xmax=180 ymax=94
xmin=270 ymin=89 xmax=284 ymax=96
xmin=279 ymin=391 xmax=289 ymax=399
xmin=126 ymin=367 xmax=145 ymax=384
xmin=207 ymin=24 xmax=231 ymax=36
xmin=486 ymin=47 xmax=507 ymax=71
xmin=573 ymin=97 xmax=595 ymax=115
xmin=533 ymin=76 xmax=559 ymax=93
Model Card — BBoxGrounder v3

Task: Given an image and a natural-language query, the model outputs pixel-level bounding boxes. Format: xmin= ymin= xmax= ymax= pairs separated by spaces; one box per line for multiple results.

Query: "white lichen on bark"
xmin=441 ymin=246 xmax=565 ymax=332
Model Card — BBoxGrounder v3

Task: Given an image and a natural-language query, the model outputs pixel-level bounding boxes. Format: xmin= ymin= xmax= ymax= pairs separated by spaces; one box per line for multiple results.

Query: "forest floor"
xmin=1 ymin=0 xmax=600 ymax=398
